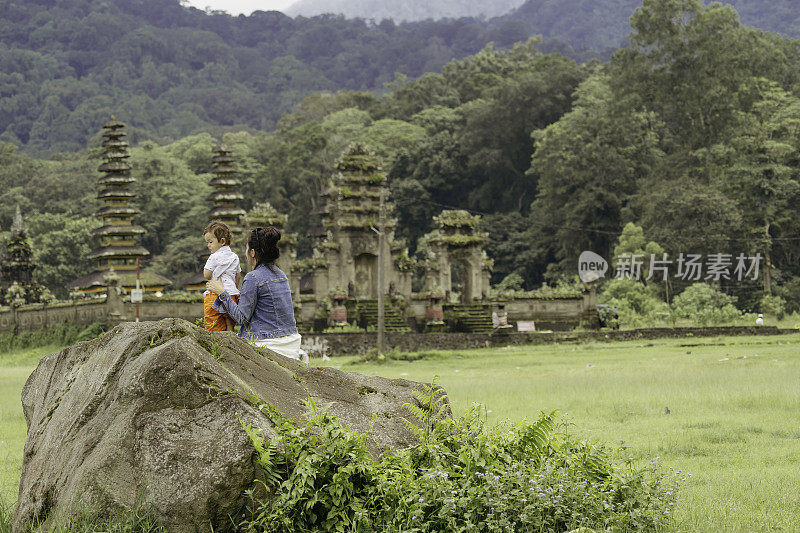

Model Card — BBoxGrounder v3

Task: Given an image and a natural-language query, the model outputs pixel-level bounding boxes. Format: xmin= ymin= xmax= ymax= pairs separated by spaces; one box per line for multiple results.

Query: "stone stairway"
xmin=445 ymin=304 xmax=493 ymax=333
xmin=356 ymin=300 xmax=411 ymax=332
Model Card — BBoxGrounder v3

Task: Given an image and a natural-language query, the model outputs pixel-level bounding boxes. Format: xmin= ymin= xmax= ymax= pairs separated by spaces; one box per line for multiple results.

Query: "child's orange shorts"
xmin=204 ymin=293 xmax=239 ymax=331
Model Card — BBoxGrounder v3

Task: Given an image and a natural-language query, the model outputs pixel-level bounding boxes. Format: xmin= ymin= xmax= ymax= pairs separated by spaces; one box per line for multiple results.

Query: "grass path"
xmin=2 ymin=336 xmax=799 ymax=531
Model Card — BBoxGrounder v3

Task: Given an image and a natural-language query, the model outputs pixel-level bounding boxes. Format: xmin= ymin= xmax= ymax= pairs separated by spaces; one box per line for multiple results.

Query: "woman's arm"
xmin=209 ymin=274 xmax=258 ymax=326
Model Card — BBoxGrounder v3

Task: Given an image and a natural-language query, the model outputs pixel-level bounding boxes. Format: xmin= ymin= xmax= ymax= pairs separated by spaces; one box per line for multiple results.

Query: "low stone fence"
xmin=301 ymin=326 xmax=798 ymax=356
xmin=3 ymin=291 xmax=795 ymax=358
xmin=0 ymin=296 xmax=202 ymax=334
xmin=0 ymin=300 xmax=109 ymax=334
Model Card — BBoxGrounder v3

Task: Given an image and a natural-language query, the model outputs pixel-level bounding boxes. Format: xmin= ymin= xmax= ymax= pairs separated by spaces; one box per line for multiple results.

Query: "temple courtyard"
xmin=2 ymin=334 xmax=800 ymax=531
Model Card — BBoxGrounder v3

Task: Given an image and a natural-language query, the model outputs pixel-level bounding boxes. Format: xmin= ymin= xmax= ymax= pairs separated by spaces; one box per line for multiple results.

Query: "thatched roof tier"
xmin=101 ymin=148 xmax=130 ymax=160
xmin=96 ymin=206 xmax=140 ymax=217
xmin=208 ymin=207 xmax=247 ymax=218
xmin=208 ymin=177 xmax=241 ymax=187
xmin=67 ymin=269 xmax=171 ymax=291
xmin=97 ymin=189 xmax=136 ymax=199
xmin=91 ymin=225 xmax=146 ymax=237
xmin=98 ymin=176 xmax=135 ymax=187
xmin=207 ymin=191 xmax=244 ymax=203
xmin=210 ymin=165 xmax=237 ymax=174
xmin=178 ymin=271 xmax=207 ymax=291
xmin=102 ymin=138 xmax=128 ymax=148
xmin=102 ymin=118 xmax=126 ymax=129
xmin=87 ymin=246 xmax=150 ymax=260
xmin=98 ymin=161 xmax=132 ymax=172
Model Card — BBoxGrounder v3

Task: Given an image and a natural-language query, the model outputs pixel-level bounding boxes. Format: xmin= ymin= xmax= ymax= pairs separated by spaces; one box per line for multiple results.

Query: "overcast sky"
xmin=183 ymin=0 xmax=296 ymax=15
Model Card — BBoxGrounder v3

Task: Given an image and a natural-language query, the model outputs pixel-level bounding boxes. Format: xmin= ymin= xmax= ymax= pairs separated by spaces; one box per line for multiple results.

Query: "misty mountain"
xmin=285 ymin=0 xmax=525 ymax=21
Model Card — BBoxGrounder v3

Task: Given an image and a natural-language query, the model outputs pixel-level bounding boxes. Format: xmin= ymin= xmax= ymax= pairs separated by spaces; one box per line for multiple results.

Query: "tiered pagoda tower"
xmin=69 ymin=118 xmax=169 ymax=293
xmin=207 ymin=144 xmax=245 ymax=239
xmin=182 ymin=143 xmax=245 ymax=290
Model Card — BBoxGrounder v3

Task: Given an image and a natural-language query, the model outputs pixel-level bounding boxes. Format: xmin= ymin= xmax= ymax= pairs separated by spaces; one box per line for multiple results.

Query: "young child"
xmin=203 ymin=221 xmax=241 ymax=331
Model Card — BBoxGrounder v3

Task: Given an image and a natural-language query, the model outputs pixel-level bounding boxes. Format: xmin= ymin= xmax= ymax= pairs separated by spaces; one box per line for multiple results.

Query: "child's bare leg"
xmin=225 ymin=316 xmax=235 ymax=331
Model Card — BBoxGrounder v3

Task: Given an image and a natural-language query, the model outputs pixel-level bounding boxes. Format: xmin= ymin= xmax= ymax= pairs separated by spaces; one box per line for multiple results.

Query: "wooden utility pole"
xmin=377 ymin=187 xmax=386 ymax=355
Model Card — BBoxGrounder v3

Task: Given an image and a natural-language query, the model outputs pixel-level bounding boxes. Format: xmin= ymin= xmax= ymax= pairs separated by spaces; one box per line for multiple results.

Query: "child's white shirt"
xmin=204 ymin=245 xmax=241 ymax=296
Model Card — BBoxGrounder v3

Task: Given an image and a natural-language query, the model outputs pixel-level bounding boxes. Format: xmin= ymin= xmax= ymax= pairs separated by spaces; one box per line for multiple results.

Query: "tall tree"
xmin=610 ymin=0 xmax=800 ymax=181
xmin=723 ymin=80 xmax=800 ymax=291
xmin=528 ymin=74 xmax=663 ymax=278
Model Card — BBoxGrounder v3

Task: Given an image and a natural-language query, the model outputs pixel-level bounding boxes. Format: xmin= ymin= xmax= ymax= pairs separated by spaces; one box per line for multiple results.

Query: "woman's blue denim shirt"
xmin=212 ymin=264 xmax=298 ymax=340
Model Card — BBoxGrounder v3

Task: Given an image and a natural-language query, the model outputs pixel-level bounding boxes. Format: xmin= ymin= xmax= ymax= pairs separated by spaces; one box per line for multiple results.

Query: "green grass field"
xmin=0 ymin=345 xmax=62 ymax=512
xmin=2 ymin=335 xmax=799 ymax=531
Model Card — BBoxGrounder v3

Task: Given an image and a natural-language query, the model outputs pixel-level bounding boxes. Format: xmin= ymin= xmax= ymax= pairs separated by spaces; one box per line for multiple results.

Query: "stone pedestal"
xmin=329 ymin=294 xmax=348 ymax=326
xmin=425 ymin=294 xmax=444 ymax=325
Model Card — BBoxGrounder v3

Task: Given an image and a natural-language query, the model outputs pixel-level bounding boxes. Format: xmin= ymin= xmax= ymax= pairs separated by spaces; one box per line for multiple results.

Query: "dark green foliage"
xmin=0 ymin=0 xmax=797 ymax=155
xmin=528 ymin=73 xmax=663 ymax=280
xmin=240 ymin=385 xmax=677 ymax=532
xmin=27 ymin=213 xmax=99 ymax=299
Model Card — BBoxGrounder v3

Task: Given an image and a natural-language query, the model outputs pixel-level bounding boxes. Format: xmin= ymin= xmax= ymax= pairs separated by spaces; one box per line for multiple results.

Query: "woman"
xmin=206 ymin=226 xmax=305 ymax=361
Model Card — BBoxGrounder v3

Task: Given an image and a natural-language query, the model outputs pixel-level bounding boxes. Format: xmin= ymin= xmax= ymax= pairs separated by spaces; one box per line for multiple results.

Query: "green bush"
xmin=495 ymin=273 xmax=525 ymax=292
xmin=759 ymin=294 xmax=786 ymax=320
xmin=240 ymin=383 xmax=677 ymax=532
xmin=671 ymin=283 xmax=741 ymax=326
xmin=599 ymin=279 xmax=667 ymax=328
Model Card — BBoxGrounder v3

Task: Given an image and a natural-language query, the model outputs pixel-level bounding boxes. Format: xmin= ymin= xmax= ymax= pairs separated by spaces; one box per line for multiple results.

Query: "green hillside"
xmin=0 ymin=0 xmax=585 ymax=154
xmin=3 ymin=0 xmax=797 ymax=155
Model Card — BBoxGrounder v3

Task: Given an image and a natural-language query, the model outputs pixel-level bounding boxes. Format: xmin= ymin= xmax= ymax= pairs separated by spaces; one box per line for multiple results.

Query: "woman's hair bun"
xmin=264 ymin=226 xmax=281 ymax=243
xmin=249 ymin=226 xmax=281 ymax=266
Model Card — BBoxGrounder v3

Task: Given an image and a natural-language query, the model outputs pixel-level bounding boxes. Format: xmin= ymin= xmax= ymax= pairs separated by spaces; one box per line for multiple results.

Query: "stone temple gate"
xmin=306 ymin=143 xmax=411 ymax=300
xmin=421 ymin=210 xmax=492 ymax=303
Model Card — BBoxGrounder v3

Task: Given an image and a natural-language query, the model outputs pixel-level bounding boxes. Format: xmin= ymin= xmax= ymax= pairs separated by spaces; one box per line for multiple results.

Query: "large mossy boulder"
xmin=13 ymin=319 xmax=436 ymax=532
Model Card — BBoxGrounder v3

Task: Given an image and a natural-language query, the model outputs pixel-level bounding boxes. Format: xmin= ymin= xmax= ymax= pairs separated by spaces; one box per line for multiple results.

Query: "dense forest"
xmin=0 ymin=0 xmax=587 ymax=154
xmin=1 ymin=0 xmax=797 ymax=154
xmin=2 ymin=0 xmax=800 ymax=319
